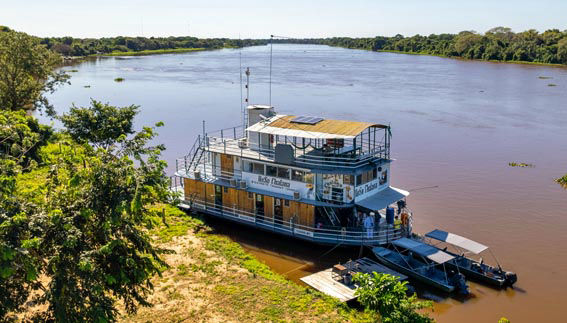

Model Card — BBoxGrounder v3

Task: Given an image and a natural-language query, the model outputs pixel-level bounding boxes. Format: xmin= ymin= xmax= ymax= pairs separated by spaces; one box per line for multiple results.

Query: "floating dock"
xmin=300 ymin=257 xmax=408 ymax=302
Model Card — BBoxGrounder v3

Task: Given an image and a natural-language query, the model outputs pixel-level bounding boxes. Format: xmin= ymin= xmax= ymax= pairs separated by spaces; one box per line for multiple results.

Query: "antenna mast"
xmin=269 ymin=35 xmax=273 ymax=107
xmin=244 ymin=67 xmax=250 ymax=130
xmin=239 ymin=38 xmax=244 ymax=130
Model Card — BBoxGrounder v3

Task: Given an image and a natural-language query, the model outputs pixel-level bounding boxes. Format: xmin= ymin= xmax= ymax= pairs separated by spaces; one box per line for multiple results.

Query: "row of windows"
xmin=356 ymin=168 xmax=378 ymax=186
xmin=247 ymin=192 xmax=291 ymax=206
xmin=243 ymin=160 xmax=313 ymax=183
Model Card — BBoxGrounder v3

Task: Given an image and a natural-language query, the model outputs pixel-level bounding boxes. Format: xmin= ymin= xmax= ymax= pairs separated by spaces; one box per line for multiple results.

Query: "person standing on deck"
xmin=363 ymin=213 xmax=373 ymax=239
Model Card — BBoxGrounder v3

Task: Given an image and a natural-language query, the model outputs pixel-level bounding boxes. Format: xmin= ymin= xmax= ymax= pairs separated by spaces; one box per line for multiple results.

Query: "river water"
xmin=47 ymin=44 xmax=567 ymax=322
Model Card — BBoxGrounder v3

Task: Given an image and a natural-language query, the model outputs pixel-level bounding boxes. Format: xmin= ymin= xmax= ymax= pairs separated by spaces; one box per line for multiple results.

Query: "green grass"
xmin=114 ymin=77 xmax=124 ymax=82
xmin=104 ymin=48 xmax=206 ymax=56
xmin=147 ymin=206 xmax=380 ymax=323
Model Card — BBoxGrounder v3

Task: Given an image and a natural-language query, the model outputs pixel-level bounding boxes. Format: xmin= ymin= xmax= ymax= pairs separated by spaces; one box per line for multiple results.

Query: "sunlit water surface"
xmin=46 ymin=44 xmax=567 ymax=323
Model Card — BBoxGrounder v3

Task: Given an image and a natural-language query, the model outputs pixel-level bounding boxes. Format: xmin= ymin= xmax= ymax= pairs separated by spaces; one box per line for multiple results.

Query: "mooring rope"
xmin=282 ymin=240 xmax=344 ymax=275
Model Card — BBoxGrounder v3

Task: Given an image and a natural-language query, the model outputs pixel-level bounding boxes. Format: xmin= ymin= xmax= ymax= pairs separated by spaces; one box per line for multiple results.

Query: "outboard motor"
xmin=505 ymin=271 xmax=518 ymax=286
xmin=452 ymin=272 xmax=470 ymax=295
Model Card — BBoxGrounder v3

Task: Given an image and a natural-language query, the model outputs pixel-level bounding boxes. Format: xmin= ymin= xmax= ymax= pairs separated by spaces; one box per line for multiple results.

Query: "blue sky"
xmin=2 ymin=0 xmax=566 ymax=38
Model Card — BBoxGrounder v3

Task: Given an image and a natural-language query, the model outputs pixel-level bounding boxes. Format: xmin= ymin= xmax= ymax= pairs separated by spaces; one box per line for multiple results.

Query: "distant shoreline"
xmin=101 ymin=47 xmax=207 ymax=56
xmin=374 ymin=49 xmax=567 ymax=68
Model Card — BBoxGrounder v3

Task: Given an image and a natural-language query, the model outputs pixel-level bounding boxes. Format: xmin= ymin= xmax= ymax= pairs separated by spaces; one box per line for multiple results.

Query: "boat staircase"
xmin=316 ymin=192 xmax=341 ymax=226
xmin=180 ymin=136 xmax=206 ymax=175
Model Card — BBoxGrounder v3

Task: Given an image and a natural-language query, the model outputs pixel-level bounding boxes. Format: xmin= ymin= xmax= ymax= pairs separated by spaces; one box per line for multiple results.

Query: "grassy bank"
xmin=121 ymin=204 xmax=378 ymax=323
xmin=376 ymin=49 xmax=567 ymax=68
xmin=103 ymin=48 xmax=206 ymax=56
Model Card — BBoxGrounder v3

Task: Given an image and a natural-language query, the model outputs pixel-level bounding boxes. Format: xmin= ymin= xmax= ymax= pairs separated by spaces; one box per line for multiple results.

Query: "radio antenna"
xmin=245 ymin=67 xmax=250 ymax=130
xmin=239 ymin=36 xmax=244 ymax=130
xmin=269 ymin=34 xmax=273 ymax=107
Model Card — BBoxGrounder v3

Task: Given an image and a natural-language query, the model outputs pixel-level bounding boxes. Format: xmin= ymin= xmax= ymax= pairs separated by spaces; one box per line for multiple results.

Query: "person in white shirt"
xmin=363 ymin=213 xmax=373 ymax=239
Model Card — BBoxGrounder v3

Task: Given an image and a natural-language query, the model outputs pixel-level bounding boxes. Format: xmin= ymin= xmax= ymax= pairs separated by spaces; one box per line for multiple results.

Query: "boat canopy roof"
xmin=392 ymin=238 xmax=455 ymax=264
xmin=425 ymin=229 xmax=488 ymax=254
xmin=355 ymin=186 xmax=409 ymax=211
xmin=246 ymin=114 xmax=388 ymax=140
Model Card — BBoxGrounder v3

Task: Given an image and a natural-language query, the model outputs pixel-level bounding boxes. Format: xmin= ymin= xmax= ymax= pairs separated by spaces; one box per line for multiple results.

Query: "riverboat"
xmin=172 ymin=75 xmax=413 ymax=246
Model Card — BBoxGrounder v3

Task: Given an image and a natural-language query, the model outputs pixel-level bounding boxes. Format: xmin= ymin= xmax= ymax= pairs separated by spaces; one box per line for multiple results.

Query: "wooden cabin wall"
xmin=183 ymin=178 xmax=206 ymax=202
xmin=222 ymin=187 xmax=238 ymax=210
xmin=283 ymin=200 xmax=299 ymax=226
xmin=238 ymin=190 xmax=255 ymax=215
xmin=205 ymin=183 xmax=215 ymax=204
xmin=264 ymin=196 xmax=274 ymax=220
xmin=298 ymin=203 xmax=315 ymax=227
xmin=220 ymin=154 xmax=234 ymax=177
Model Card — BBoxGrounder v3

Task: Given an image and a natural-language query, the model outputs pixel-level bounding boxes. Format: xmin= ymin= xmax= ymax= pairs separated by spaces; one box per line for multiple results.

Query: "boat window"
xmin=291 ymin=169 xmax=305 ymax=182
xmin=266 ymin=165 xmax=278 ymax=177
xmin=284 ymin=199 xmax=290 ymax=207
xmin=223 ymin=186 xmax=228 ymax=193
xmin=356 ymin=174 xmax=362 ymax=186
xmin=248 ymin=192 xmax=254 ymax=199
xmin=305 ymin=173 xmax=314 ymax=184
xmin=252 ymin=163 xmax=265 ymax=175
xmin=243 ymin=160 xmax=252 ymax=172
xmin=343 ymin=174 xmax=354 ymax=185
xmin=277 ymin=167 xmax=290 ymax=179
xmin=372 ymin=168 xmax=378 ymax=180
xmin=362 ymin=171 xmax=369 ymax=184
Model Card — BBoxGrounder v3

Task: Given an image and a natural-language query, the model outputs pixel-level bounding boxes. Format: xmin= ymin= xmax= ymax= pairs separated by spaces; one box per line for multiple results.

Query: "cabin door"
xmin=274 ymin=198 xmax=283 ymax=224
xmin=214 ymin=185 xmax=223 ymax=209
xmin=255 ymin=194 xmax=265 ymax=221
xmin=220 ymin=154 xmax=234 ymax=178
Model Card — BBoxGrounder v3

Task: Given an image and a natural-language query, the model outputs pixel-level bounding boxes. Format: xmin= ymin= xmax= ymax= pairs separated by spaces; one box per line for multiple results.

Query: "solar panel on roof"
xmin=290 ymin=116 xmax=324 ymax=125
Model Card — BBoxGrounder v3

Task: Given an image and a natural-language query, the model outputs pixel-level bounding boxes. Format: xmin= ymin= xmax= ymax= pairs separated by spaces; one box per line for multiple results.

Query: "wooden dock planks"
xmin=300 ymin=257 xmax=408 ymax=302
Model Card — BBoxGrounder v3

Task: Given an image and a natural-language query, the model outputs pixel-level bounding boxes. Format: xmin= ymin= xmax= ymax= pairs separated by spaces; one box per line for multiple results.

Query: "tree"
xmin=0 ymin=110 xmax=48 ymax=318
xmin=37 ymin=124 xmax=171 ymax=321
xmin=353 ymin=272 xmax=434 ymax=323
xmin=0 ymin=30 xmax=69 ymax=116
xmin=59 ymin=99 xmax=139 ymax=148
xmin=558 ymin=38 xmax=567 ymax=64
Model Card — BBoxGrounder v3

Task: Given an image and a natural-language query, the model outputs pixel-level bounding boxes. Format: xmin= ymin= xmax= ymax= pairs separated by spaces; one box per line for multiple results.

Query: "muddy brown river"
xmin=47 ymin=44 xmax=567 ymax=322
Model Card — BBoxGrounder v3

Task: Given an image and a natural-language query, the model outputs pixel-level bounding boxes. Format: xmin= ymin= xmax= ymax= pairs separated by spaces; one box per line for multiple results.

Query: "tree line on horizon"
xmin=318 ymin=27 xmax=567 ymax=65
xmin=3 ymin=25 xmax=567 ymax=65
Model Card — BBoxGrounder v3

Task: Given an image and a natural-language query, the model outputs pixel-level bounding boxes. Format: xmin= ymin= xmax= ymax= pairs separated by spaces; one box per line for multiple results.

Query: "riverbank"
xmin=373 ymin=49 xmax=567 ymax=68
xmin=103 ymin=48 xmax=207 ymax=56
xmin=120 ymin=204 xmax=378 ymax=323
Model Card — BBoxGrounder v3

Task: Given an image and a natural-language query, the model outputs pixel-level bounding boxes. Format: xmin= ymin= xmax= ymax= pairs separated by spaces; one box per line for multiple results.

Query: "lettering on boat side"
xmin=355 ymin=182 xmax=379 ymax=197
xmin=256 ymin=175 xmax=291 ymax=188
xmin=242 ymin=172 xmax=313 ymax=198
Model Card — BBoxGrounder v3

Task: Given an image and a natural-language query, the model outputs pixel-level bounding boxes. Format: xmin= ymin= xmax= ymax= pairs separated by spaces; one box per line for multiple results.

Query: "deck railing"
xmin=183 ymin=196 xmax=407 ymax=246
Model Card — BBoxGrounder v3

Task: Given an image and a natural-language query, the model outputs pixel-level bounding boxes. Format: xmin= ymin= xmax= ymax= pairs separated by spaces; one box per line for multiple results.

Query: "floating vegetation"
xmin=66 ymin=69 xmax=79 ymax=73
xmin=538 ymin=76 xmax=552 ymax=79
xmin=548 ymin=83 xmax=557 ymax=87
xmin=114 ymin=77 xmax=125 ymax=82
xmin=508 ymin=162 xmax=534 ymax=168
xmin=83 ymin=85 xmax=91 ymax=88
xmin=556 ymin=175 xmax=567 ymax=188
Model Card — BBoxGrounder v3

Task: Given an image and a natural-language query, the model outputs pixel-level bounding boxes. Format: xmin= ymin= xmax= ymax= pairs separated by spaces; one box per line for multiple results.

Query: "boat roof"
xmin=355 ymin=186 xmax=409 ymax=211
xmin=392 ymin=238 xmax=455 ymax=264
xmin=246 ymin=114 xmax=388 ymax=139
xmin=425 ymin=229 xmax=488 ymax=254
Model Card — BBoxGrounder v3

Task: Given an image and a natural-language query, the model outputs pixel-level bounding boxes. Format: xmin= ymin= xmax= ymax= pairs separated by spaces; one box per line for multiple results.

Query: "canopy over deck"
xmin=355 ymin=186 xmax=409 ymax=211
xmin=246 ymin=114 xmax=387 ymax=139
xmin=425 ymin=229 xmax=488 ymax=254
xmin=392 ymin=238 xmax=455 ymax=264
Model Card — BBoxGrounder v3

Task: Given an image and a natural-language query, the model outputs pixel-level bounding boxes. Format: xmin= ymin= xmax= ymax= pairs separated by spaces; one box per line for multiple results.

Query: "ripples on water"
xmin=47 ymin=44 xmax=567 ymax=323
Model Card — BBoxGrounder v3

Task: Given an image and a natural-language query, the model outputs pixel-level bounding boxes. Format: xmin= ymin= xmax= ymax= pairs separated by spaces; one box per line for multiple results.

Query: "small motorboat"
xmin=424 ymin=229 xmax=517 ymax=288
xmin=373 ymin=238 xmax=470 ymax=295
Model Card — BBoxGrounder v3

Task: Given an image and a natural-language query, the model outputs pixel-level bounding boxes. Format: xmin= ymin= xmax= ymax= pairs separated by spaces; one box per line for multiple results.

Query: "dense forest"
xmin=317 ymin=27 xmax=567 ymax=65
xmin=3 ymin=25 xmax=567 ymax=66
